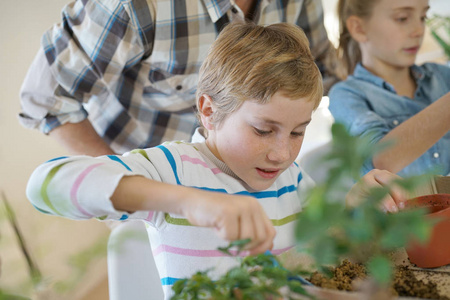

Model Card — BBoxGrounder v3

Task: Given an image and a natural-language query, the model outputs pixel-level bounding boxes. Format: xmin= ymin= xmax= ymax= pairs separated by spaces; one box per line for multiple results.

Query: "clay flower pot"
xmin=405 ymin=194 xmax=450 ymax=268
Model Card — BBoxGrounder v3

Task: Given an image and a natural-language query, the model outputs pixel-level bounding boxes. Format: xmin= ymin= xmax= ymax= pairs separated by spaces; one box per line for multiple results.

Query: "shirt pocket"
xmin=146 ymin=67 xmax=198 ymax=96
xmin=140 ymin=66 xmax=199 ymax=111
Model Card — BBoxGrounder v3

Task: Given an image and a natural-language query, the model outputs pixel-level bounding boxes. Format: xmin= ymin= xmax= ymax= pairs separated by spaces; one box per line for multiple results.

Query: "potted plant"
xmin=171 ymin=124 xmax=448 ymax=299
xmin=294 ymin=124 xmax=448 ymax=299
xmin=405 ymin=193 xmax=450 ymax=268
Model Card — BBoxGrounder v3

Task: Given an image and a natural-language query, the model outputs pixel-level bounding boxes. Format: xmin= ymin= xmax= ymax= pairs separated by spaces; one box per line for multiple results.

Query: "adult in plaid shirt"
xmin=19 ymin=0 xmax=335 ymax=156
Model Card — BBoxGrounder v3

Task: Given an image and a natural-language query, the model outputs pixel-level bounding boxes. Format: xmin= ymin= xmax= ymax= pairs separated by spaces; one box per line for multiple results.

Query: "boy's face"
xmin=206 ymin=91 xmax=315 ymax=191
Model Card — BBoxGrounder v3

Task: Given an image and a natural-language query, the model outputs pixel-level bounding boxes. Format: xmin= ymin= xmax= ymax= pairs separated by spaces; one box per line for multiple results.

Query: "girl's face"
xmin=205 ymin=91 xmax=315 ymax=191
xmin=359 ymin=0 xmax=429 ymax=72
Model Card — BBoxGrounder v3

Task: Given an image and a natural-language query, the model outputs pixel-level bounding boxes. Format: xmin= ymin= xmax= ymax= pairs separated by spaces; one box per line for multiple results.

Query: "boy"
xmin=27 ymin=21 xmax=403 ymax=299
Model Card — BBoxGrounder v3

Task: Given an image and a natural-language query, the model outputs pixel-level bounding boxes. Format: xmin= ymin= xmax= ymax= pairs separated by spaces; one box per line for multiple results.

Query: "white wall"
xmin=0 ymin=1 xmax=109 ymax=298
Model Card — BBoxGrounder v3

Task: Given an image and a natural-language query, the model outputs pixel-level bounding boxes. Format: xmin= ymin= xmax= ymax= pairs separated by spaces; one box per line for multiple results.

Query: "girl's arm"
xmin=373 ymin=92 xmax=450 ymax=173
xmin=111 ymin=176 xmax=276 ymax=255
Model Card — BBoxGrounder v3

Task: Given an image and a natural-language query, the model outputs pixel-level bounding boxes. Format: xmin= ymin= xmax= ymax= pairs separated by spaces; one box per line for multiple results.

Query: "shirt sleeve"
xmin=296 ymin=0 xmax=338 ymax=93
xmin=329 ymin=82 xmax=391 ymax=173
xmin=26 ymin=149 xmax=174 ymax=223
xmin=19 ymin=0 xmax=154 ymax=133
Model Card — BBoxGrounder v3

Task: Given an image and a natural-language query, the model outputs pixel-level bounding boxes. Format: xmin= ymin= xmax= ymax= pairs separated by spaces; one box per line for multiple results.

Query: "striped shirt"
xmin=19 ymin=0 xmax=332 ymax=154
xmin=26 ymin=141 xmax=314 ymax=299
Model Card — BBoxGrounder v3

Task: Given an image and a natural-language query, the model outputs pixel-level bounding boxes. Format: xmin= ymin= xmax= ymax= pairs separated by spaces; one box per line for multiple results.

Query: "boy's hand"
xmin=346 ymin=169 xmax=408 ymax=213
xmin=182 ymin=191 xmax=276 ymax=255
xmin=112 ymin=177 xmax=276 ymax=255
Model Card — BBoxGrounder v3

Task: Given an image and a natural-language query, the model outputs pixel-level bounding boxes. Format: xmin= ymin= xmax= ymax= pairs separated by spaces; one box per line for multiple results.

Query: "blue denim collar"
xmin=352 ymin=63 xmax=431 ymax=93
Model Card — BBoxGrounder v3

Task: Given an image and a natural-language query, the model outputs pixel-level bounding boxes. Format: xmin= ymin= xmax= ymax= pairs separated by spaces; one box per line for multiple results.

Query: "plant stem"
xmin=1 ymin=191 xmax=42 ymax=284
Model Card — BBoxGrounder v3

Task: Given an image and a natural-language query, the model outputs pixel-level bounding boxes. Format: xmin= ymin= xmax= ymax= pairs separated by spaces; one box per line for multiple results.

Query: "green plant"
xmin=0 ymin=191 xmax=108 ymax=299
xmin=171 ymin=240 xmax=309 ymax=300
xmin=295 ymin=123 xmax=433 ymax=285
xmin=0 ymin=192 xmax=40 ymax=299
xmin=427 ymin=15 xmax=450 ymax=59
xmin=172 ymin=123 xmax=434 ymax=298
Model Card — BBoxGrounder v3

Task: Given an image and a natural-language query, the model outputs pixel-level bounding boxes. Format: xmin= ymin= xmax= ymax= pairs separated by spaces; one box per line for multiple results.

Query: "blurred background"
xmin=0 ymin=0 xmax=448 ymax=299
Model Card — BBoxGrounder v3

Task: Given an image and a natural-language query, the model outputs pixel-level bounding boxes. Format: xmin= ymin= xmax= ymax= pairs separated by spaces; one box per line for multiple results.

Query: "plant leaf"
xmin=367 ymin=255 xmax=392 ymax=285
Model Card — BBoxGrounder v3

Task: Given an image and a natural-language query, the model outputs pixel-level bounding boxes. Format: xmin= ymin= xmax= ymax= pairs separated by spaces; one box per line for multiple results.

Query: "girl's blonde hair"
xmin=196 ymin=21 xmax=323 ymax=127
xmin=334 ymin=0 xmax=379 ymax=79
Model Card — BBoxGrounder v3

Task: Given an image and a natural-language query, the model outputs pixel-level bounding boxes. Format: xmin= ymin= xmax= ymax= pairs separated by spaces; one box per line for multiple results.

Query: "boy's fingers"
xmin=247 ymin=217 xmax=274 ymax=255
xmin=248 ymin=238 xmax=273 ymax=255
xmin=208 ymin=195 xmax=276 ymax=254
xmin=248 ymin=212 xmax=276 ymax=255
xmin=239 ymin=205 xmax=275 ymax=254
xmin=239 ymin=214 xmax=256 ymax=248
xmin=217 ymin=214 xmax=240 ymax=242
xmin=247 ymin=212 xmax=265 ymax=248
xmin=242 ymin=215 xmax=267 ymax=251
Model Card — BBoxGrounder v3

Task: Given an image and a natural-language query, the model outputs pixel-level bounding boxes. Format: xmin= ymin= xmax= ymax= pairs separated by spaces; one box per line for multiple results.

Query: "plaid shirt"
xmin=19 ymin=0 xmax=331 ymax=154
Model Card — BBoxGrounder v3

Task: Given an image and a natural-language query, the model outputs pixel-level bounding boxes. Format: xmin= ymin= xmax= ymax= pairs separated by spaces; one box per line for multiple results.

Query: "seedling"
xmin=171 ymin=250 xmax=309 ymax=300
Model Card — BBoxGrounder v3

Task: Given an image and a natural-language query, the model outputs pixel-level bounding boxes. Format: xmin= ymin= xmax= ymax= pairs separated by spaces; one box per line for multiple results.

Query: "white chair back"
xmin=107 ymin=220 xmax=164 ymax=300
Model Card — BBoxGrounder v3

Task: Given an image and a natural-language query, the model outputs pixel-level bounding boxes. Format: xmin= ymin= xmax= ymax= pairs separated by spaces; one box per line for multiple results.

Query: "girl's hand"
xmin=182 ymin=191 xmax=276 ymax=255
xmin=346 ymin=169 xmax=408 ymax=213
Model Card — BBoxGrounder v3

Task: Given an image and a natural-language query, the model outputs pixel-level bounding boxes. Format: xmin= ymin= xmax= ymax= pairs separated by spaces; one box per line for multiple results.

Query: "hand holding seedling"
xmin=182 ymin=191 xmax=276 ymax=255
xmin=112 ymin=176 xmax=276 ymax=255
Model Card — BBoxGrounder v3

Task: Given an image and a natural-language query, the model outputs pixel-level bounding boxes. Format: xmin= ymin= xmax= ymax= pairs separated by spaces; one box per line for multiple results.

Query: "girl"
xmin=329 ymin=0 xmax=450 ymax=176
xmin=26 ymin=21 xmax=406 ymax=299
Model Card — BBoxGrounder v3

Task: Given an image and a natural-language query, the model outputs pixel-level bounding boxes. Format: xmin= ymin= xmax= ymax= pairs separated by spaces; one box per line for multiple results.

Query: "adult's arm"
xmin=50 ymin=119 xmax=115 ymax=155
xmin=19 ymin=0 xmax=153 ymax=154
xmin=20 ymin=49 xmax=115 ymax=155
xmin=373 ymin=92 xmax=450 ymax=173
xmin=296 ymin=0 xmax=338 ymax=93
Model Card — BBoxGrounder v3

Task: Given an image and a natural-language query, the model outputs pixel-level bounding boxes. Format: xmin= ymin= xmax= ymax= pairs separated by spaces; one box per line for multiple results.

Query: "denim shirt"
xmin=329 ymin=63 xmax=450 ymax=177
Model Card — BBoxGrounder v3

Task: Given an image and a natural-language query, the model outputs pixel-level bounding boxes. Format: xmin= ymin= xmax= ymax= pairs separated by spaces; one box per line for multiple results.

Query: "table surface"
xmin=279 ymin=248 xmax=450 ymax=299
xmin=391 ymin=248 xmax=450 ymax=298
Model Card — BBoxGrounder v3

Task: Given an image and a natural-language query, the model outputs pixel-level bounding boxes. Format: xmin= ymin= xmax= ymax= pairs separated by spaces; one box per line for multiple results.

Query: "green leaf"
xmin=218 ymin=238 xmax=251 ymax=256
xmin=367 ymin=255 xmax=392 ymax=285
xmin=346 ymin=219 xmax=374 ymax=243
xmin=287 ymin=280 xmax=307 ymax=296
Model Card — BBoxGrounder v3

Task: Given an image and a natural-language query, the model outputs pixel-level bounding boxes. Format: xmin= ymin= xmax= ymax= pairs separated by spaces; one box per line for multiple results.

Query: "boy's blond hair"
xmin=196 ymin=21 xmax=323 ymax=127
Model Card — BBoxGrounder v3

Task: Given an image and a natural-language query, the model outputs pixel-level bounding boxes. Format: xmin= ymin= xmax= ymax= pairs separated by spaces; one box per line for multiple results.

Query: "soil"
xmin=308 ymin=259 xmax=449 ymax=300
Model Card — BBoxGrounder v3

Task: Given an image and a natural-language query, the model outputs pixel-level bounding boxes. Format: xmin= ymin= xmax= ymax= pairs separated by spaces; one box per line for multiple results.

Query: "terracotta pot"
xmin=405 ymin=194 xmax=450 ymax=268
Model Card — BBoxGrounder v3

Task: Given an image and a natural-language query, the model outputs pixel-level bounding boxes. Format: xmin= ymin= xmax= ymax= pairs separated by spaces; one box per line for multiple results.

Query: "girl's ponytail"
xmin=332 ymin=0 xmax=378 ymax=80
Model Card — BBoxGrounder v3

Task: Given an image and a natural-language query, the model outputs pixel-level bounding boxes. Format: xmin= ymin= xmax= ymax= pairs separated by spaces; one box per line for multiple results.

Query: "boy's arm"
xmin=373 ymin=92 xmax=450 ymax=173
xmin=26 ymin=154 xmax=276 ymax=255
xmin=111 ymin=176 xmax=276 ymax=255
